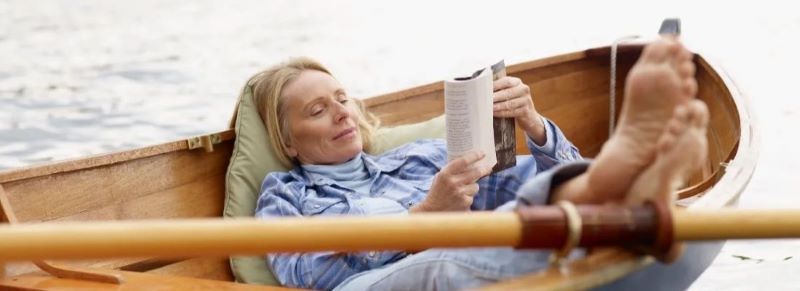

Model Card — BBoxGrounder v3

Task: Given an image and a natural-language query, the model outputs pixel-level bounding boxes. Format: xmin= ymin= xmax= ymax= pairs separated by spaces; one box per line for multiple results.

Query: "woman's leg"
xmin=335 ymin=247 xmax=553 ymax=291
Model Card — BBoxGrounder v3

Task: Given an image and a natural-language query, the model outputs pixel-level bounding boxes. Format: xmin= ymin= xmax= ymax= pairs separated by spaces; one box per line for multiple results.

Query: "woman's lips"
xmin=332 ymin=127 xmax=356 ymax=141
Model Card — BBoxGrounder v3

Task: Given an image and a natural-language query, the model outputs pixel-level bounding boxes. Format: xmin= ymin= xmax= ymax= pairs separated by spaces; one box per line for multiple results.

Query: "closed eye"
xmin=310 ymin=105 xmax=324 ymax=116
xmin=337 ymin=91 xmax=349 ymax=104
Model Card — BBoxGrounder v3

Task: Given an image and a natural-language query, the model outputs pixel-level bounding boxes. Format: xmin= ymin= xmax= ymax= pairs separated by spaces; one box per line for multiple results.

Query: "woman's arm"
xmin=492 ymin=76 xmax=582 ymax=169
xmin=492 ymin=76 xmax=547 ymax=144
xmin=524 ymin=117 xmax=582 ymax=171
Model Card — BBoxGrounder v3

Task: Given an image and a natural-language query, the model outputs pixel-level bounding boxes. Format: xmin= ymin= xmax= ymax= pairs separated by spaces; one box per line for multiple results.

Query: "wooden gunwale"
xmin=0 ymin=131 xmax=236 ymax=184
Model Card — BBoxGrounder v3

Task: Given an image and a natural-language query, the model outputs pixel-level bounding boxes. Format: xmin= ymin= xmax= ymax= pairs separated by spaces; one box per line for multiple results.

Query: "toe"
xmin=673 ymin=104 xmax=690 ymax=121
xmin=687 ymin=100 xmax=710 ymax=128
xmin=666 ymin=117 xmax=686 ymax=136
xmin=666 ymin=105 xmax=692 ymax=136
xmin=682 ymin=77 xmax=698 ymax=97
xmin=678 ymin=61 xmax=696 ymax=79
xmin=678 ymin=47 xmax=694 ymax=62
xmin=642 ymin=39 xmax=677 ymax=63
xmin=657 ymin=133 xmax=675 ymax=154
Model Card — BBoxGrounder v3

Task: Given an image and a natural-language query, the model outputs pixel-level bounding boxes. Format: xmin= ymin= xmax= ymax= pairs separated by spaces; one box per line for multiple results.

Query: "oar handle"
xmin=516 ymin=200 xmax=675 ymax=262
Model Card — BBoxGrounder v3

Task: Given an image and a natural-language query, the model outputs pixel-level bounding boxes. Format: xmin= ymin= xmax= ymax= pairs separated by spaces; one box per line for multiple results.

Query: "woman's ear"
xmin=286 ymin=146 xmax=298 ymax=158
xmin=284 ymin=138 xmax=298 ymax=158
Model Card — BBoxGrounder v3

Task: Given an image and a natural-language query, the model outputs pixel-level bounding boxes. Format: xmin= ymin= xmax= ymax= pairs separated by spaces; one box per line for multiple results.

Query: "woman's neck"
xmin=301 ymin=153 xmax=370 ymax=184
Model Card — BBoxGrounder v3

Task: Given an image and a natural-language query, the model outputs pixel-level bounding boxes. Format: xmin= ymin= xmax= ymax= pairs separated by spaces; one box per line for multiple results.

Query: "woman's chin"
xmin=343 ymin=147 xmax=363 ymax=160
xmin=326 ymin=146 xmax=362 ymax=164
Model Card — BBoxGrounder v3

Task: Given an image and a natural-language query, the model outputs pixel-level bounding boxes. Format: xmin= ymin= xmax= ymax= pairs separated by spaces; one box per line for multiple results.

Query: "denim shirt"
xmin=255 ymin=118 xmax=582 ymax=290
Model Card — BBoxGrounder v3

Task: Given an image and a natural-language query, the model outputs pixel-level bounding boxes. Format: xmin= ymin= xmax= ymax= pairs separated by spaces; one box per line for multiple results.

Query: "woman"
xmin=254 ymin=36 xmax=708 ymax=290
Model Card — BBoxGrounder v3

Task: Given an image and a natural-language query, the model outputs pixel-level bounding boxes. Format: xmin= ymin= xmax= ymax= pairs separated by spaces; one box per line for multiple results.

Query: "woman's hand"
xmin=492 ymin=76 xmax=547 ymax=145
xmin=411 ymin=151 xmax=492 ymax=212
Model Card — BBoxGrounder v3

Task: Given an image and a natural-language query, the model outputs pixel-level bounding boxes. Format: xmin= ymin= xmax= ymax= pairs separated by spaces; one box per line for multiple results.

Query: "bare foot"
xmin=587 ymin=36 xmax=697 ymax=202
xmin=625 ymin=100 xmax=709 ymax=205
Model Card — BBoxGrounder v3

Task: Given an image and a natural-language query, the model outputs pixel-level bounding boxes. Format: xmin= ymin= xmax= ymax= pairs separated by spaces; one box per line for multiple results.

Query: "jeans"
xmin=334 ymin=161 xmax=715 ymax=290
xmin=334 ymin=162 xmax=589 ymax=290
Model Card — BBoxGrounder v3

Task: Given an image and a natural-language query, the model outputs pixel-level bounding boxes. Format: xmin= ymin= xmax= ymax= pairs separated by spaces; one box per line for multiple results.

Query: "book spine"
xmin=491 ymin=60 xmax=517 ymax=173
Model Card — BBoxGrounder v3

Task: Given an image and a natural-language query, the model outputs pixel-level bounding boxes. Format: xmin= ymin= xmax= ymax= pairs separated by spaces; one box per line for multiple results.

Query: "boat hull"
xmin=0 ymin=43 xmax=756 ymax=290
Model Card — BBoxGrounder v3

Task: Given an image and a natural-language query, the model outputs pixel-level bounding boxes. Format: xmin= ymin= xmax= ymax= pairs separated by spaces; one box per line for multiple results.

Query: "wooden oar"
xmin=1 ymin=203 xmax=799 ymax=262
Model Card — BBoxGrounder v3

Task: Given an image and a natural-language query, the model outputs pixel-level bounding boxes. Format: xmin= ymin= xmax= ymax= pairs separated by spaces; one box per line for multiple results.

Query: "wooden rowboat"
xmin=0 ymin=42 xmax=756 ymax=290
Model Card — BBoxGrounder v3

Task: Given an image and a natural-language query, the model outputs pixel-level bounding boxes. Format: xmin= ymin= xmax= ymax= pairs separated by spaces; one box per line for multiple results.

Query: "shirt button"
xmin=314 ymin=205 xmax=320 ymax=209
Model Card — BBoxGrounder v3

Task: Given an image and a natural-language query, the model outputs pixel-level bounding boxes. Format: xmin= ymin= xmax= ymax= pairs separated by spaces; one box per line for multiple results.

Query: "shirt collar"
xmin=290 ymin=151 xmax=405 ymax=187
xmin=363 ymin=151 xmax=404 ymax=174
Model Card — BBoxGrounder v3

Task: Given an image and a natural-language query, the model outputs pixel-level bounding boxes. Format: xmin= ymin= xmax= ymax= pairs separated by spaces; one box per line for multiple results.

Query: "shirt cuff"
xmin=516 ymin=160 xmax=591 ymax=205
xmin=526 ymin=116 xmax=557 ymax=157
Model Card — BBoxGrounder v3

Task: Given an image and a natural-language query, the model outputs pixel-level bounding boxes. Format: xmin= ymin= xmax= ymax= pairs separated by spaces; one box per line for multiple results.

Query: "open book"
xmin=444 ymin=60 xmax=516 ymax=174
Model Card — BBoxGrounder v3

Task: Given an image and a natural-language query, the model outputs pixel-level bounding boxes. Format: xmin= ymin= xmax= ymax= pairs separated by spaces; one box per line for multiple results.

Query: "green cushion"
xmin=223 ymin=82 xmax=445 ymax=285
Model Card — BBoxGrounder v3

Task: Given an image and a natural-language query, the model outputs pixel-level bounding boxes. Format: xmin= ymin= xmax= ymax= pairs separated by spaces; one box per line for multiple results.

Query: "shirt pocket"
xmin=301 ymin=196 xmax=348 ymax=216
xmin=407 ymin=176 xmax=434 ymax=192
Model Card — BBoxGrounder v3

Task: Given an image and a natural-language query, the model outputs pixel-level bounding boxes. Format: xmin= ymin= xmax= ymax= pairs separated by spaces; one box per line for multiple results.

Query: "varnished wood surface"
xmin=0 ymin=43 xmax=752 ymax=290
xmin=0 ymin=269 xmax=299 ymax=291
xmin=0 ymin=131 xmax=235 ymax=184
xmin=145 ymin=258 xmax=233 ymax=282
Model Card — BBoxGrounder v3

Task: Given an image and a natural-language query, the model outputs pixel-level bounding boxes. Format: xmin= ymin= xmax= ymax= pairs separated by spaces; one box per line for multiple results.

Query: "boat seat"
xmin=223 ymin=77 xmax=446 ymax=285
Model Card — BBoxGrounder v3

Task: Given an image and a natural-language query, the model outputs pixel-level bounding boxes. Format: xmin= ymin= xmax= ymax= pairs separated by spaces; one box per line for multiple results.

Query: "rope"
xmin=609 ymin=35 xmax=640 ymax=136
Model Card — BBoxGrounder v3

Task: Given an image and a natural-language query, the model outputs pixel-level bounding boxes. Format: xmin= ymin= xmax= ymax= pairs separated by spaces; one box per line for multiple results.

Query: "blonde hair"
xmin=250 ymin=57 xmax=380 ymax=167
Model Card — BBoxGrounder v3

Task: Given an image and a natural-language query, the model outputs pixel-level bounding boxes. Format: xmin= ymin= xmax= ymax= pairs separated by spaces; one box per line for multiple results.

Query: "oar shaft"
xmin=4 ymin=207 xmax=800 ymax=262
xmin=0 ymin=213 xmax=521 ymax=261
xmin=675 ymin=209 xmax=800 ymax=240
xmin=0 ymin=204 xmax=662 ymax=261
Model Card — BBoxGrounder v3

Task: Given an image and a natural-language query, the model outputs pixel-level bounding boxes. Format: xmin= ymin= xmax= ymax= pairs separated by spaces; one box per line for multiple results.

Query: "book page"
xmin=444 ymin=67 xmax=497 ymax=171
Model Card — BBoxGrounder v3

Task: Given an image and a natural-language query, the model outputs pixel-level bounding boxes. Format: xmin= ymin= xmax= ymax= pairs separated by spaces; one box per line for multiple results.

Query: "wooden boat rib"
xmin=0 ymin=43 xmax=756 ymax=290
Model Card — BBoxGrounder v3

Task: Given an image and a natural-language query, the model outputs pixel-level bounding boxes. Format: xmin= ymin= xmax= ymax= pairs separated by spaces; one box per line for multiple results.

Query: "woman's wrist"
xmin=522 ymin=113 xmax=547 ymax=145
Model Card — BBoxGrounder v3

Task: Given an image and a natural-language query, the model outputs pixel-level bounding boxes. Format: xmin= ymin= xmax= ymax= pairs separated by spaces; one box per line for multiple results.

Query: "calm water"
xmin=2 ymin=1 xmax=800 ymax=289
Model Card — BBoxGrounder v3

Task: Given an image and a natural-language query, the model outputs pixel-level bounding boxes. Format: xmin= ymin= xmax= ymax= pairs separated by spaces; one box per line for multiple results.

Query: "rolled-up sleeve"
xmin=516 ymin=160 xmax=592 ymax=206
xmin=526 ymin=117 xmax=583 ymax=171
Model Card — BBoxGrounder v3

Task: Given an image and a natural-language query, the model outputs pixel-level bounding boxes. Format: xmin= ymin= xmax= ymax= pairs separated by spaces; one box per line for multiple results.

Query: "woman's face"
xmin=281 ymin=70 xmax=363 ymax=165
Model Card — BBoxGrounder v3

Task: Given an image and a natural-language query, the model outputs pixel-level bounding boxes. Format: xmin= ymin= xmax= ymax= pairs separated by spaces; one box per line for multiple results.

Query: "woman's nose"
xmin=333 ymin=101 xmax=350 ymax=123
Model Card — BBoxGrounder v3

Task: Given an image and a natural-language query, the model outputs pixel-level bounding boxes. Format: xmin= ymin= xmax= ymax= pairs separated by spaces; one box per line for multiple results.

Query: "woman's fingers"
xmin=493 ymin=80 xmax=529 ymax=103
xmin=492 ymin=95 xmax=528 ymax=112
xmin=457 ymin=183 xmax=480 ymax=198
xmin=454 ymin=164 xmax=492 ymax=185
xmin=493 ymin=76 xmax=533 ymax=120
xmin=493 ymin=76 xmax=521 ymax=92
xmin=425 ymin=150 xmax=493 ymax=211
xmin=444 ymin=150 xmax=485 ymax=174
